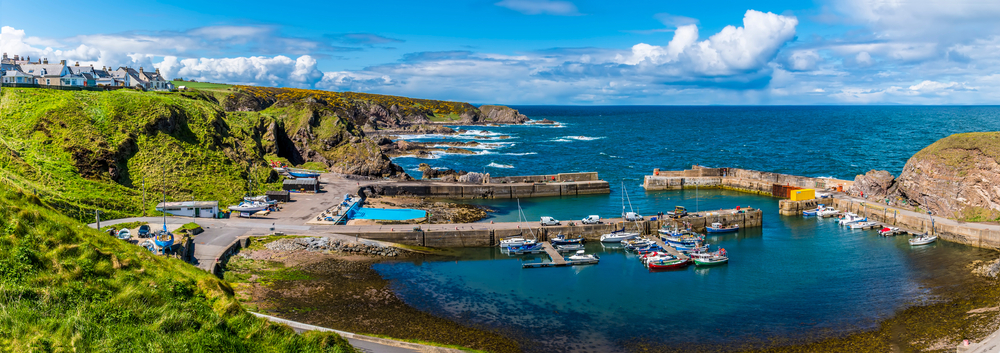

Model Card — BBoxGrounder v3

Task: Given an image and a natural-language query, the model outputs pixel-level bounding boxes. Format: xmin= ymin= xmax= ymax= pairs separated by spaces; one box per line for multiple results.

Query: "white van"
xmin=581 ymin=215 xmax=601 ymax=224
xmin=540 ymin=217 xmax=561 ymax=226
xmin=624 ymin=212 xmax=643 ymax=221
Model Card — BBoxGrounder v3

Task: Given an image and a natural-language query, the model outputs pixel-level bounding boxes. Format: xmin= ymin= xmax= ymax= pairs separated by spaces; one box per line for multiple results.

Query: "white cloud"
xmin=495 ymin=0 xmax=581 ymax=16
xmin=616 ymin=10 xmax=798 ymax=76
xmin=158 ymin=55 xmax=322 ymax=87
xmin=908 ymin=80 xmax=975 ymax=93
xmin=787 ymin=50 xmax=821 ymax=71
xmin=855 ymin=51 xmax=873 ymax=66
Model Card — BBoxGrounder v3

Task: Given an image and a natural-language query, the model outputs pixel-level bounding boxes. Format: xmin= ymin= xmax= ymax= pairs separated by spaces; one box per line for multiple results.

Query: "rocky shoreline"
xmin=224 ymin=236 xmax=519 ymax=352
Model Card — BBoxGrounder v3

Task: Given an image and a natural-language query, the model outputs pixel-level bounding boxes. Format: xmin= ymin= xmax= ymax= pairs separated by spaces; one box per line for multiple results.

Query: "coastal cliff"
xmin=851 ymin=132 xmax=1000 ymax=220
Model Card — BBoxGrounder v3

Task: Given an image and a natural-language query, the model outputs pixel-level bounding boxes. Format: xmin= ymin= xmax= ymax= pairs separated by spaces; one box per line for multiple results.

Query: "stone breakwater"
xmin=642 ymin=166 xmax=854 ymax=194
xmin=364 ymin=172 xmax=610 ymax=199
xmin=265 ymin=237 xmax=402 ymax=257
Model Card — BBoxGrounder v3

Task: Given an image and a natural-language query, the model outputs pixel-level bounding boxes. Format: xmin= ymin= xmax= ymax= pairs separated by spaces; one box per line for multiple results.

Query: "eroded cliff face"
xmin=895 ymin=132 xmax=1000 ymax=220
xmin=850 ymin=132 xmax=1000 ymax=220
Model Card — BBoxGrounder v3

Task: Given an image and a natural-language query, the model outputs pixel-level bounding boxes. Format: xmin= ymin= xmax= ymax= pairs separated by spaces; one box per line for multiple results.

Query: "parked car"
xmin=540 ymin=217 xmax=561 ymax=226
xmin=137 ymin=224 xmax=151 ymax=238
xmin=581 ymin=215 xmax=602 ymax=224
xmin=624 ymin=212 xmax=643 ymax=221
xmin=667 ymin=206 xmax=688 ymax=218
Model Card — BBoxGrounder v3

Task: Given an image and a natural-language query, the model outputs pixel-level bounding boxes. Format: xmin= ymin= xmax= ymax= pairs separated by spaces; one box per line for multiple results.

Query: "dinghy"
xmin=849 ymin=221 xmax=877 ymax=230
xmin=116 ymin=228 xmax=131 ymax=240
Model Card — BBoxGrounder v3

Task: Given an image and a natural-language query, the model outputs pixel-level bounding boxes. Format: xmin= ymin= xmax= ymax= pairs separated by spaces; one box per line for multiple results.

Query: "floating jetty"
xmin=521 ymin=242 xmax=598 ymax=268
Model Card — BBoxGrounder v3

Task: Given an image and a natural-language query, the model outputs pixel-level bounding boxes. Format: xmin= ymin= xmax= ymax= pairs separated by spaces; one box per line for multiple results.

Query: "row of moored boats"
xmin=803 ymin=204 xmax=938 ymax=246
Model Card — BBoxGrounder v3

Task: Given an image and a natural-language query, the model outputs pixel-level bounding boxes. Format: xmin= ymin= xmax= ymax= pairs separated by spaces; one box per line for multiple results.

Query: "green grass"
xmin=174 ymin=222 xmax=203 ymax=233
xmin=0 ymin=187 xmax=354 ymax=352
xmin=171 ymin=80 xmax=233 ymax=91
xmin=0 ymin=88 xmax=281 ymax=223
xmin=223 ymin=256 xmax=312 ymax=285
xmin=99 ymin=221 xmax=147 ymax=232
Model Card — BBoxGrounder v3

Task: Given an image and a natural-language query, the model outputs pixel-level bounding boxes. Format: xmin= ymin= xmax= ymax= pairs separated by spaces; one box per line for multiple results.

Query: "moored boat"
xmin=647 ymin=258 xmax=690 ymax=270
xmin=879 ymin=227 xmax=906 ymax=236
xmin=566 ymin=250 xmax=599 ymax=263
xmin=555 ymin=243 xmax=585 ymax=252
xmin=849 ymin=221 xmax=878 ymax=229
xmin=691 ymin=248 xmax=729 ymax=266
xmin=499 ymin=236 xmax=536 ymax=248
xmin=706 ymin=222 xmax=739 ymax=233
xmin=817 ymin=208 xmax=840 ymax=217
xmin=600 ymin=228 xmax=638 ymax=243
xmin=838 ymin=213 xmax=864 ymax=226
xmin=550 ymin=233 xmax=584 ymax=245
xmin=909 ymin=234 xmax=937 ymax=246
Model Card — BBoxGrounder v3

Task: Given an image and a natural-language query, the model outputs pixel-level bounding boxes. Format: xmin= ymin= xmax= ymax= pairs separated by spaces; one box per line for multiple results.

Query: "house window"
xmin=46 ymin=79 xmax=50 ymax=85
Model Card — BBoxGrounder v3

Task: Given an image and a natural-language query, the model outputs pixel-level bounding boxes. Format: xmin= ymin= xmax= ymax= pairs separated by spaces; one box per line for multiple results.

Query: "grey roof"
xmin=156 ymin=201 xmax=219 ymax=209
xmin=3 ymin=70 xmax=32 ymax=77
xmin=19 ymin=64 xmax=65 ymax=77
xmin=283 ymin=178 xmax=319 ymax=185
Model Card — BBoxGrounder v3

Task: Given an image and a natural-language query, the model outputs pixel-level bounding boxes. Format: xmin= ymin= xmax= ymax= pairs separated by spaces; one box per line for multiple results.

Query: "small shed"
xmin=283 ymin=178 xmax=319 ymax=192
xmin=266 ymin=190 xmax=291 ymax=202
xmin=156 ymin=201 xmax=219 ymax=218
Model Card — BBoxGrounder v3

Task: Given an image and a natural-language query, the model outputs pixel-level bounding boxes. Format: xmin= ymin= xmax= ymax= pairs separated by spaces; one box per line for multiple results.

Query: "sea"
xmin=376 ymin=106 xmax=1000 ymax=352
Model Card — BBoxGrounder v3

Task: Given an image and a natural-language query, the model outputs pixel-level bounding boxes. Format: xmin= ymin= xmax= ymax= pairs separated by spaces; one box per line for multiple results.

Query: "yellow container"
xmin=790 ymin=189 xmax=816 ymax=201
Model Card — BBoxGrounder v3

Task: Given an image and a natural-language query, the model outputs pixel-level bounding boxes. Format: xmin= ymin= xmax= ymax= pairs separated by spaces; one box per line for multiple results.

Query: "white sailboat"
xmin=499 ymin=199 xmax=538 ymax=248
xmin=600 ymin=182 xmax=640 ymax=243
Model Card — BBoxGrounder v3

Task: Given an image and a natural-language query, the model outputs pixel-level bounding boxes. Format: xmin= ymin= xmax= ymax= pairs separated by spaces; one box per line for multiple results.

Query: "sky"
xmin=2 ymin=0 xmax=999 ymax=105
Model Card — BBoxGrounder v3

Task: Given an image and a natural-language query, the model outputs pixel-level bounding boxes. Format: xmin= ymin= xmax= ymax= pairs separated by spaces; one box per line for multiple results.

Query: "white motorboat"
xmin=555 ymin=243 xmax=585 ymax=251
xmin=909 ymin=234 xmax=938 ymax=245
xmin=838 ymin=213 xmax=864 ymax=226
xmin=600 ymin=230 xmax=638 ymax=243
xmin=849 ymin=221 xmax=877 ymax=229
xmin=229 ymin=201 xmax=268 ymax=213
xmin=817 ymin=208 xmax=840 ymax=217
xmin=499 ymin=236 xmax=536 ymax=248
xmin=566 ymin=250 xmax=599 ymax=262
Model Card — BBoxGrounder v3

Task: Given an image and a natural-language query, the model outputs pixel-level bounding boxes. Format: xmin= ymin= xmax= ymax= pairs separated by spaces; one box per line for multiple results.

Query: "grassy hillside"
xmin=0 ymin=88 xmax=281 ymax=222
xmin=0 ymin=186 xmax=354 ymax=352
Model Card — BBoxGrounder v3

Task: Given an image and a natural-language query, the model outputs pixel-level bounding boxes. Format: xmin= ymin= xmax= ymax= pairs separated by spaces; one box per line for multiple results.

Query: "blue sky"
xmin=3 ymin=0 xmax=999 ymax=105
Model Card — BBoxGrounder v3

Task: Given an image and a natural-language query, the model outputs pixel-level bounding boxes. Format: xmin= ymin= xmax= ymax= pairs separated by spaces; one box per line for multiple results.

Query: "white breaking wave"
xmin=504 ymin=152 xmax=537 ymax=156
xmin=563 ymin=135 xmax=604 ymax=141
xmin=551 ymin=138 xmax=571 ymax=142
xmin=487 ymin=162 xmax=514 ymax=169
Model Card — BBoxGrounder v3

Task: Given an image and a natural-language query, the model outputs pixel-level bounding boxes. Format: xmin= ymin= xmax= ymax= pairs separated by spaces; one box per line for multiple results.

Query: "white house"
xmin=155 ymin=201 xmax=219 ymax=218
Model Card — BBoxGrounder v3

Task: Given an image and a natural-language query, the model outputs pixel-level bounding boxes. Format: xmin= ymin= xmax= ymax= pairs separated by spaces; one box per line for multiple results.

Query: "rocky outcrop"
xmin=850 ymin=170 xmax=904 ymax=200
xmin=893 ymin=132 xmax=1000 ymax=220
xmin=472 ymin=105 xmax=529 ymax=125
xmin=418 ymin=163 xmax=467 ymax=180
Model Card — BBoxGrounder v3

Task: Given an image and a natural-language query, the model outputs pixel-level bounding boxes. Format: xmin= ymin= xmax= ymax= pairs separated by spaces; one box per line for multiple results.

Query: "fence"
xmin=2 ymin=83 xmax=131 ymax=92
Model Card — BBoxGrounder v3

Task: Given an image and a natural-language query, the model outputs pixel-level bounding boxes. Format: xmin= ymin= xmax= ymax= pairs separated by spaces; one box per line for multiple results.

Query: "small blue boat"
xmin=288 ymin=171 xmax=321 ymax=178
xmin=706 ymin=222 xmax=739 ymax=233
xmin=154 ymin=231 xmax=174 ymax=248
xmin=507 ymin=243 xmax=545 ymax=254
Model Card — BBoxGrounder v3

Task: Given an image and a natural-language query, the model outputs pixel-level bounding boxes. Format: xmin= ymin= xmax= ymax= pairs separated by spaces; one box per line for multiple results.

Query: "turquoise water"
xmin=377 ymin=106 xmax=1000 ymax=351
xmin=352 ymin=207 xmax=427 ymax=220
xmin=375 ymin=191 xmax=993 ymax=352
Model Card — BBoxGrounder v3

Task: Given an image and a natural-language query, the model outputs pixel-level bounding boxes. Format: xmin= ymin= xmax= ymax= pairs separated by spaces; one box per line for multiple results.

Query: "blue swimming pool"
xmin=351 ymin=208 xmax=427 ymax=220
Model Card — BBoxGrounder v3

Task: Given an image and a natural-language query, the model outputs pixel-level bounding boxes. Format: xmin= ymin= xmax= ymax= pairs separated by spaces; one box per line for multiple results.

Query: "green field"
xmin=171 ymin=80 xmax=233 ymax=90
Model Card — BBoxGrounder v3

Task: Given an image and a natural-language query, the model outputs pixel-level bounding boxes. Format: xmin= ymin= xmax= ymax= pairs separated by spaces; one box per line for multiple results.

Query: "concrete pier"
xmin=642 ymin=166 xmax=853 ymax=195
xmin=647 ymin=234 xmax=688 ymax=260
xmin=331 ymin=208 xmax=762 ymax=248
xmin=367 ymin=172 xmax=610 ymax=199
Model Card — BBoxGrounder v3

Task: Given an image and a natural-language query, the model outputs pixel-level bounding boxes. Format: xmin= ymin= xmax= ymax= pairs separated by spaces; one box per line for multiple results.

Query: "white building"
xmin=155 ymin=201 xmax=219 ymax=218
